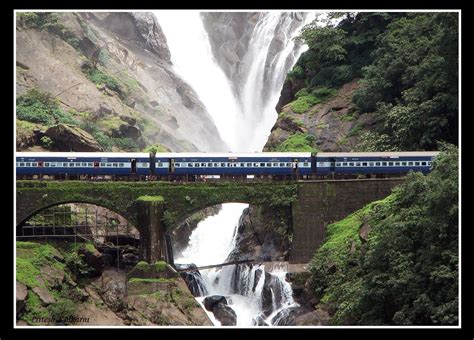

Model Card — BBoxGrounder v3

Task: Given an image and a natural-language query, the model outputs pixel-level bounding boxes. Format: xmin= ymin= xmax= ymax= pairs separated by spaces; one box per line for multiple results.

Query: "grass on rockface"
xmin=16 ymin=241 xmax=65 ymax=288
xmin=316 ymin=196 xmax=394 ymax=265
xmin=275 ymin=132 xmax=317 ymax=153
xmin=137 ymin=195 xmax=165 ymax=203
xmin=289 ymin=87 xmax=337 ymax=114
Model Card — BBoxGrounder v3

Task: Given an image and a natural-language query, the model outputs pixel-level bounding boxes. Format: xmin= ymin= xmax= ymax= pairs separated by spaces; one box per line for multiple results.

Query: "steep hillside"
xmin=16 ymin=12 xmax=228 ymax=152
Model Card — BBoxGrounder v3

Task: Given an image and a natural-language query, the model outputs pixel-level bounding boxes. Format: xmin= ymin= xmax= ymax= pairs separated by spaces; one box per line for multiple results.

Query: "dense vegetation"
xmin=308 ymin=144 xmax=458 ymax=325
xmin=289 ymin=12 xmax=458 ymax=151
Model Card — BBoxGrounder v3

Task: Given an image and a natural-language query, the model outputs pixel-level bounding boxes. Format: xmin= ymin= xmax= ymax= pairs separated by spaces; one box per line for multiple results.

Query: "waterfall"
xmin=154 ymin=11 xmax=314 ymax=326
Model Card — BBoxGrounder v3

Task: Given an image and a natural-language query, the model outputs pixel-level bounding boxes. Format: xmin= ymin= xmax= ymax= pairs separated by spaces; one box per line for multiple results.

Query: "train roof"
xmin=316 ymin=152 xmax=440 ymax=157
xmin=15 ymin=152 xmax=312 ymax=158
xmin=154 ymin=152 xmax=312 ymax=158
xmin=16 ymin=152 xmax=150 ymax=158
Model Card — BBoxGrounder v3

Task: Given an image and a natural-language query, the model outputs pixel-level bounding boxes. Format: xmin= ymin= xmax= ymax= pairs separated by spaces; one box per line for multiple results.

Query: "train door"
xmin=292 ymin=158 xmax=299 ymax=174
xmin=131 ymin=159 xmax=137 ymax=174
xmin=169 ymin=159 xmax=175 ymax=173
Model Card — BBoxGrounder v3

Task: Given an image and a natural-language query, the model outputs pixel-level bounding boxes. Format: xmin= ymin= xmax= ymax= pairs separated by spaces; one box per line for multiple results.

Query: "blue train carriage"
xmin=315 ymin=151 xmax=440 ymax=175
xmin=166 ymin=152 xmax=313 ymax=176
xmin=16 ymin=152 xmax=151 ymax=178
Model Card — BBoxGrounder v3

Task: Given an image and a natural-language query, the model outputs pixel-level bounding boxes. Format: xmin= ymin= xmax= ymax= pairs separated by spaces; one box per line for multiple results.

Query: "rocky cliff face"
xmin=16 ymin=12 xmax=228 ymax=152
xmin=201 ymin=12 xmax=307 ymax=103
xmin=265 ymin=79 xmax=377 ymax=152
xmin=227 ymin=205 xmax=293 ymax=262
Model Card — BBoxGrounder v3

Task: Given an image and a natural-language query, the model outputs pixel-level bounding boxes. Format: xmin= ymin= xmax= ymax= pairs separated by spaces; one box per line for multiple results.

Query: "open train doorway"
xmin=131 ymin=159 xmax=137 ymax=174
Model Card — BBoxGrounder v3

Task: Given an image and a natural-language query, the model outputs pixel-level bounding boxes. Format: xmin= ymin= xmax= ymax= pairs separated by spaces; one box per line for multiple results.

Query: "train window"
xmin=69 ymin=163 xmax=75 ymax=167
xmin=20 ymin=162 xmax=25 ymax=167
xmin=88 ymin=162 xmax=93 ymax=167
xmin=260 ymin=163 xmax=265 ymax=167
xmin=188 ymin=163 xmax=194 ymax=167
xmin=375 ymin=162 xmax=380 ymax=166
xmin=341 ymin=162 xmax=346 ymax=166
xmin=266 ymin=163 xmax=271 ymax=167
xmin=45 ymin=162 xmax=49 ymax=167
xmin=82 ymin=162 xmax=87 ymax=167
xmin=303 ymin=162 xmax=309 ymax=167
xmin=119 ymin=163 xmax=124 ymax=168
xmin=361 ymin=162 xmax=367 ymax=166
xmin=368 ymin=162 xmax=374 ymax=167
xmin=32 ymin=162 xmax=38 ymax=166
xmin=408 ymin=162 xmax=413 ymax=166
xmin=157 ymin=162 xmax=163 ymax=167
xmin=201 ymin=163 xmax=206 ymax=167
xmin=388 ymin=162 xmax=393 ymax=166
xmin=421 ymin=162 xmax=426 ymax=166
xmin=273 ymin=162 xmax=279 ymax=167
xmin=100 ymin=162 xmax=105 ymax=167
xmin=335 ymin=162 xmax=341 ymax=167
xmin=348 ymin=162 xmax=354 ymax=166
xmin=195 ymin=163 xmax=200 ymax=168
xmin=401 ymin=162 xmax=407 ymax=166
xmin=382 ymin=162 xmax=387 ymax=166
xmin=24 ymin=162 xmax=30 ymax=167
xmin=415 ymin=162 xmax=420 ymax=166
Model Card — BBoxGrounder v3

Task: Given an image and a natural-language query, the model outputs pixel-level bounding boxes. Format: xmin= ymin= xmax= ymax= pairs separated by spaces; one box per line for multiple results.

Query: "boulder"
xmin=45 ymin=124 xmax=102 ymax=152
xmin=32 ymin=286 xmax=55 ymax=306
xmin=213 ymin=303 xmax=237 ymax=326
xmin=16 ymin=281 xmax=28 ymax=314
xmin=203 ymin=295 xmax=228 ymax=312
xmin=253 ymin=315 xmax=269 ymax=326
xmin=359 ymin=223 xmax=371 ymax=242
xmin=295 ymin=308 xmax=331 ymax=326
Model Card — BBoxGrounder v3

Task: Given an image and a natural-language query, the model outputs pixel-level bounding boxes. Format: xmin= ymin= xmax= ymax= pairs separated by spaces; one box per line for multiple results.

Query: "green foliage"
xmin=81 ymin=62 xmax=124 ymax=98
xmin=40 ymin=136 xmax=54 ymax=148
xmin=135 ymin=261 xmax=149 ymax=270
xmin=287 ymin=64 xmax=305 ymax=80
xmin=16 ymin=257 xmax=41 ymax=288
xmin=154 ymin=261 xmax=168 ymax=272
xmin=275 ymin=132 xmax=316 ymax=153
xmin=47 ymin=298 xmax=77 ymax=324
xmin=309 ymin=146 xmax=458 ymax=325
xmin=111 ymin=137 xmax=140 ymax=152
xmin=17 ymin=12 xmax=80 ymax=48
xmin=64 ymin=250 xmax=93 ymax=278
xmin=290 ymin=95 xmax=321 ymax=113
xmin=137 ymin=195 xmax=165 ymax=202
xmin=352 ymin=13 xmax=458 ymax=150
xmin=143 ymin=144 xmax=169 ymax=153
xmin=22 ymin=291 xmax=50 ymax=325
xmin=347 ymin=122 xmax=364 ymax=137
xmin=16 ymin=88 xmax=80 ymax=126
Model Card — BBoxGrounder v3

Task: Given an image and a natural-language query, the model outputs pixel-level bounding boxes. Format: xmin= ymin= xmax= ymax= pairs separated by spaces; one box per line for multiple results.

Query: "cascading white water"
xmin=154 ymin=11 xmax=315 ymax=326
xmin=153 ymin=11 xmax=241 ymax=151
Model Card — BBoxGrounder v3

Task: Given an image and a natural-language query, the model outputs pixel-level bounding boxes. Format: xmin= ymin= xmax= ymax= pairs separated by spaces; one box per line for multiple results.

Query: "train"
xmin=16 ymin=151 xmax=440 ymax=180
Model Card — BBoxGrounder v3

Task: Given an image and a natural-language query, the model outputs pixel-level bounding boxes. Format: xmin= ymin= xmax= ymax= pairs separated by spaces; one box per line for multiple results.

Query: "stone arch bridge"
xmin=16 ymin=179 xmax=404 ymax=263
